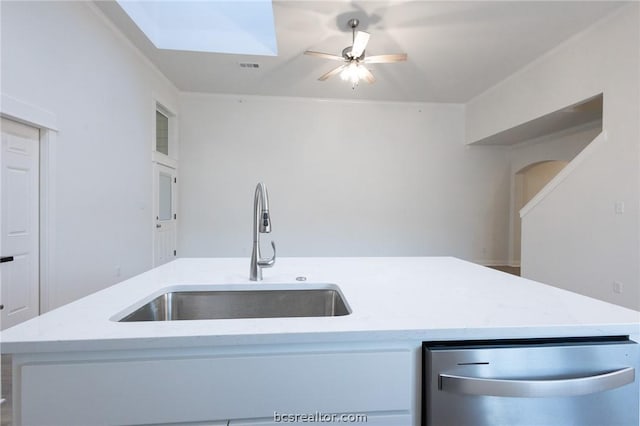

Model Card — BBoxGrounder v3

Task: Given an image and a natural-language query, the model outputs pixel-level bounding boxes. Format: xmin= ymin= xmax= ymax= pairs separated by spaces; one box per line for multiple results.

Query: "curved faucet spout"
xmin=255 ymin=182 xmax=270 ymax=235
xmin=258 ymin=241 xmax=276 ymax=267
xmin=250 ymin=182 xmax=276 ymax=281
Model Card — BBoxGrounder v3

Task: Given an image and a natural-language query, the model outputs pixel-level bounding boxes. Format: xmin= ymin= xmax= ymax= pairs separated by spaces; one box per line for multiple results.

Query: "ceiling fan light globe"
xmin=357 ymin=65 xmax=369 ymax=79
xmin=340 ymin=62 xmax=361 ymax=84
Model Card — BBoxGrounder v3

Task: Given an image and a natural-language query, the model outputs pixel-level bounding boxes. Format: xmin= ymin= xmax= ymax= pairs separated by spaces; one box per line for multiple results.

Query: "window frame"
xmin=152 ymin=101 xmax=177 ymax=167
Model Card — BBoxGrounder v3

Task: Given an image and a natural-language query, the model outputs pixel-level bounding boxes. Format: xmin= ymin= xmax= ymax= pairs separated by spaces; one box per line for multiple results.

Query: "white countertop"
xmin=1 ymin=257 xmax=639 ymax=353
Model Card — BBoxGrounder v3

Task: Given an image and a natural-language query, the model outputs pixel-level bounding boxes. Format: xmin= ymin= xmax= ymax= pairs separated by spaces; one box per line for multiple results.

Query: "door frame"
xmin=152 ymin=161 xmax=178 ymax=266
xmin=151 ymin=96 xmax=178 ymax=266
xmin=1 ymin=93 xmax=58 ymax=314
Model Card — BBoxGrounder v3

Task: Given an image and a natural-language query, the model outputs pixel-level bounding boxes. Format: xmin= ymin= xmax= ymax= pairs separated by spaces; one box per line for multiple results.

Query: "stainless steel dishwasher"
xmin=423 ymin=336 xmax=639 ymax=426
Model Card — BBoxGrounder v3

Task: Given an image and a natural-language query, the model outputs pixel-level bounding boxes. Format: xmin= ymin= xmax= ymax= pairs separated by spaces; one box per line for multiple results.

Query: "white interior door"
xmin=153 ymin=163 xmax=177 ymax=266
xmin=1 ymin=117 xmax=40 ymax=330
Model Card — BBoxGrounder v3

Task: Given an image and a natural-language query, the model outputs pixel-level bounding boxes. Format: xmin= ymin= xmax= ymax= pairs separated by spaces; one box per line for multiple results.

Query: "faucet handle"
xmin=258 ymin=241 xmax=276 ymax=268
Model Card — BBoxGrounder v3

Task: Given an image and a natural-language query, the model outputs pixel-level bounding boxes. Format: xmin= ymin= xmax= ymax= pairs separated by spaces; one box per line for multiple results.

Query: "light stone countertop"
xmin=1 ymin=257 xmax=639 ymax=353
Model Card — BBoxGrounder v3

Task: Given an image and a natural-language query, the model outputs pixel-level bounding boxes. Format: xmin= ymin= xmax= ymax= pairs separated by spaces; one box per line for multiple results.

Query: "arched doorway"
xmin=511 ymin=160 xmax=569 ymax=265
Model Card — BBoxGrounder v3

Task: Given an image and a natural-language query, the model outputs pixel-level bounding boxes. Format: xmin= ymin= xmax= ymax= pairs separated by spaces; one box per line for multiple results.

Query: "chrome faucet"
xmin=250 ymin=182 xmax=276 ymax=281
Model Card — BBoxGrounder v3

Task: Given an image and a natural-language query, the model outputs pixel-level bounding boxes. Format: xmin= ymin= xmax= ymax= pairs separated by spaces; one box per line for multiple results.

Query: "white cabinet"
xmin=15 ymin=344 xmax=415 ymax=425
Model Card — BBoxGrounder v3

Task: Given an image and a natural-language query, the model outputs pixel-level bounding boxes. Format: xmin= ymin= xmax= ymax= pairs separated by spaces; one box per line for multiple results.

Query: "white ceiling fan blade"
xmin=318 ymin=64 xmax=347 ymax=81
xmin=350 ymin=31 xmax=370 ymax=58
xmin=360 ymin=66 xmax=376 ymax=84
xmin=363 ymin=53 xmax=408 ymax=64
xmin=304 ymin=51 xmax=344 ymax=61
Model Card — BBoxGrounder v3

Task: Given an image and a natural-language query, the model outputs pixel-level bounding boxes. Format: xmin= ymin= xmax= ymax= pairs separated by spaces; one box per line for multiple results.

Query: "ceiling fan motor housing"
xmin=342 ymin=46 xmax=365 ymax=61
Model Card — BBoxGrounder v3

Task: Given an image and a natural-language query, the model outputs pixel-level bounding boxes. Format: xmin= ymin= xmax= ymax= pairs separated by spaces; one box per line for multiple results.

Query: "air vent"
xmin=239 ymin=63 xmax=260 ymax=69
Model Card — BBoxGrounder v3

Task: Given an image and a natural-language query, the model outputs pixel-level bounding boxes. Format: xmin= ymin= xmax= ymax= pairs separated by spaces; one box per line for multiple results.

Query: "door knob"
xmin=156 ymin=224 xmax=161 ymax=228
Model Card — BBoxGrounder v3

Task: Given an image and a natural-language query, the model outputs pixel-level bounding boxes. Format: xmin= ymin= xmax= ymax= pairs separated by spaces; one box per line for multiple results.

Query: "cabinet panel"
xmin=19 ymin=349 xmax=412 ymax=425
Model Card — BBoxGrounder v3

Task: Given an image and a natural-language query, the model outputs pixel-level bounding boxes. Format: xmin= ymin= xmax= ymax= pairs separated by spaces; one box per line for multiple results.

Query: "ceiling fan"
xmin=304 ymin=18 xmax=407 ymax=87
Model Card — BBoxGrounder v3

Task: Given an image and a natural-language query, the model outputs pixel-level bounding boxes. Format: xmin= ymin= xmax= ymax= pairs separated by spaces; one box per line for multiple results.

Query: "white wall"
xmin=178 ymin=94 xmax=511 ymax=263
xmin=510 ymin=124 xmax=600 ymax=177
xmin=467 ymin=5 xmax=640 ymax=310
xmin=511 ymin=160 xmax=567 ymax=262
xmin=507 ymin=124 xmax=600 ymax=264
xmin=1 ymin=1 xmax=179 ymax=309
xmin=520 ymin=162 xmax=568 ymax=207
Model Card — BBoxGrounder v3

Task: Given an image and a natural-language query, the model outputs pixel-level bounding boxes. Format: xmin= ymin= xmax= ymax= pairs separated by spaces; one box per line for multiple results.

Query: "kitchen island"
xmin=2 ymin=257 xmax=639 ymax=425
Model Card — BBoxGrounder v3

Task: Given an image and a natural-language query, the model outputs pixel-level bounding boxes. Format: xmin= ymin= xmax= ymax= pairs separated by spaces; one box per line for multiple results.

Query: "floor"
xmin=488 ymin=265 xmax=521 ymax=276
xmin=1 ymin=355 xmax=11 ymax=426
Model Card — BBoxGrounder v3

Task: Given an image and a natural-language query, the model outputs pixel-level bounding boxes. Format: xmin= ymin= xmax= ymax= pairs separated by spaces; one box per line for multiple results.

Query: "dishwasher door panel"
xmin=423 ymin=338 xmax=639 ymax=426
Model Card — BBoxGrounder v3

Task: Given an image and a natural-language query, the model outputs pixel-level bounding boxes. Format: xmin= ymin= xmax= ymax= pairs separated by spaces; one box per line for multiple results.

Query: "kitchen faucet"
xmin=250 ymin=182 xmax=276 ymax=281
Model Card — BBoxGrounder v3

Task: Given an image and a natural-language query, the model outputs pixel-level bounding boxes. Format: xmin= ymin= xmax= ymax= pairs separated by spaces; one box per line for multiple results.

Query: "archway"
xmin=511 ymin=160 xmax=569 ymax=265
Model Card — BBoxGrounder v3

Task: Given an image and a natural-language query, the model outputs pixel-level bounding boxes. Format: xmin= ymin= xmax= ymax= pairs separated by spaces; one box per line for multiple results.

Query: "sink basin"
xmin=117 ymin=287 xmax=350 ymax=322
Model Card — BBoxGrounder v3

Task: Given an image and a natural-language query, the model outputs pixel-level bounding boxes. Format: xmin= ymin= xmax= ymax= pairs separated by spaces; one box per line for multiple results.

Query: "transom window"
xmin=155 ymin=109 xmax=169 ymax=156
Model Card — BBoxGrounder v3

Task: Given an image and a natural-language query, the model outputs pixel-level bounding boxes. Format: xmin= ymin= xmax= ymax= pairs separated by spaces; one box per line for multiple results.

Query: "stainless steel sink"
xmin=117 ymin=288 xmax=350 ymax=322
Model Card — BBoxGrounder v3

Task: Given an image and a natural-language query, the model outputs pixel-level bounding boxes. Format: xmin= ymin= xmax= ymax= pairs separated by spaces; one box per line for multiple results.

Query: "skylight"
xmin=116 ymin=0 xmax=278 ymax=56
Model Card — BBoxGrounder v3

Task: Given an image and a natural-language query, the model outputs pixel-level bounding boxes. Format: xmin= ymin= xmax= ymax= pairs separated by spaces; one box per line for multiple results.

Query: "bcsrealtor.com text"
xmin=274 ymin=411 xmax=368 ymax=423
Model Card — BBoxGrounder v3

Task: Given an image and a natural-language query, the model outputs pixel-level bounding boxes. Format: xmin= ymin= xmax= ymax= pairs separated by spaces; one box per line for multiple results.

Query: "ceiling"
xmin=95 ymin=1 xmax=627 ymax=103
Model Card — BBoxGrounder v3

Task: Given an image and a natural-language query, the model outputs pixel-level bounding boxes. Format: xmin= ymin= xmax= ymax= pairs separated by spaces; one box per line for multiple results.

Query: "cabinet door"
xmin=18 ymin=348 xmax=412 ymax=425
xmin=360 ymin=413 xmax=413 ymax=425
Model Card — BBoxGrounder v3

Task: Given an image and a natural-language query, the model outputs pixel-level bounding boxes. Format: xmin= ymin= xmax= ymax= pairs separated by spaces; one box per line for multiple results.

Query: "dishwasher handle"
xmin=440 ymin=367 xmax=635 ymax=398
